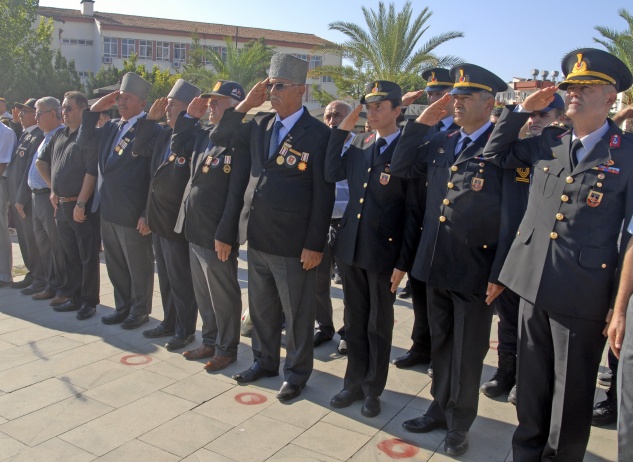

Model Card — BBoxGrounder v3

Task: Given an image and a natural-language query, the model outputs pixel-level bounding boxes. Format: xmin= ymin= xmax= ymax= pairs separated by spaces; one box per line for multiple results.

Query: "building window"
xmin=77 ymin=71 xmax=92 ymax=78
xmin=309 ymin=55 xmax=322 ymax=70
xmin=61 ymin=38 xmax=93 ymax=46
xmin=210 ymin=46 xmax=227 ymax=62
xmin=121 ymin=39 xmax=135 ymax=58
xmin=103 ymin=37 xmax=117 ymax=57
xmin=173 ymin=43 xmax=186 ymax=62
xmin=139 ymin=40 xmax=152 ymax=60
xmin=322 ymin=76 xmax=333 ymax=83
xmin=156 ymin=41 xmax=170 ymax=61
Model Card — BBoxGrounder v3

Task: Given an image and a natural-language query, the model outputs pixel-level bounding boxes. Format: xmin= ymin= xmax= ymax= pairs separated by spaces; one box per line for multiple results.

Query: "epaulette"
xmin=363 ymin=132 xmax=376 ymax=144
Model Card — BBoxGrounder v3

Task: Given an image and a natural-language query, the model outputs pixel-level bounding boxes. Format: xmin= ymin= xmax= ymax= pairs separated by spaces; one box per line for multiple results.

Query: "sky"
xmin=38 ymin=0 xmax=629 ymax=84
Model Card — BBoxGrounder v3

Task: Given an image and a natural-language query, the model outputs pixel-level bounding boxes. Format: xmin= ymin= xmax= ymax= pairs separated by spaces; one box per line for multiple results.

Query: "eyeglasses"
xmin=61 ymin=106 xmax=77 ymax=113
xmin=35 ymin=109 xmax=53 ymax=117
xmin=19 ymin=110 xmax=35 ymax=115
xmin=266 ymin=83 xmax=302 ymax=92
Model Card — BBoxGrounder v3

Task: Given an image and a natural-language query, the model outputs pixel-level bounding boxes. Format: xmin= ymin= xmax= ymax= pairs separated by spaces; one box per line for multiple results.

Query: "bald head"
xmin=324 ymin=100 xmax=352 ymax=129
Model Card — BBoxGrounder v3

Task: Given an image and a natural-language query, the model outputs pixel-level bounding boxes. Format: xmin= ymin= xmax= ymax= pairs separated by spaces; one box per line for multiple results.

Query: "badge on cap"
xmin=213 ymin=81 xmax=222 ymax=92
xmin=587 ymin=189 xmax=603 ymax=207
xmin=610 ymin=135 xmax=621 ymax=148
xmin=574 ymin=53 xmax=587 ymax=72
xmin=471 ymin=177 xmax=484 ymax=191
xmin=372 ymin=82 xmax=380 ymax=94
xmin=380 ymin=172 xmax=390 ymax=185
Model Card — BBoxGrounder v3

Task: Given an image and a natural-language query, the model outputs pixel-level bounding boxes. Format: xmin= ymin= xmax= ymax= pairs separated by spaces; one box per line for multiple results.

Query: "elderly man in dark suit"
xmin=77 ymin=72 xmax=154 ymax=330
xmin=172 ymin=80 xmax=250 ymax=371
xmin=484 ymin=48 xmax=633 ymax=461
xmin=211 ymin=53 xmax=335 ymax=401
xmin=133 ymin=79 xmax=201 ymax=350
xmin=6 ymin=99 xmax=45 ymax=290
xmin=391 ymin=64 xmax=527 ymax=457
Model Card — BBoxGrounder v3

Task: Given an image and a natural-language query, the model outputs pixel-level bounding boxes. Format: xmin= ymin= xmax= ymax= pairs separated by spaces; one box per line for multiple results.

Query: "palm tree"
xmin=206 ymin=38 xmax=275 ymax=91
xmin=310 ymin=1 xmax=463 ymax=98
xmin=594 ymin=8 xmax=633 ymax=107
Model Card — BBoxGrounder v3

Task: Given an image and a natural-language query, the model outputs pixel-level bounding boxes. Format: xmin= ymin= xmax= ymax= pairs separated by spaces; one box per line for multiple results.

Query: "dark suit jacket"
xmin=391 ymin=120 xmax=529 ymax=295
xmin=77 ymin=111 xmax=152 ymax=228
xmin=7 ymin=125 xmax=44 ymax=207
xmin=210 ymin=107 xmax=334 ymax=258
xmin=484 ymin=107 xmax=633 ymax=321
xmin=325 ymin=128 xmax=419 ymax=274
xmin=134 ymin=119 xmax=189 ymax=241
xmin=172 ymin=113 xmax=250 ymax=248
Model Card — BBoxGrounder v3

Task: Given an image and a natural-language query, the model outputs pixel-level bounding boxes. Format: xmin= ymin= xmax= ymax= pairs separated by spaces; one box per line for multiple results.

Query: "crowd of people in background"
xmin=1 ymin=47 xmax=633 ymax=461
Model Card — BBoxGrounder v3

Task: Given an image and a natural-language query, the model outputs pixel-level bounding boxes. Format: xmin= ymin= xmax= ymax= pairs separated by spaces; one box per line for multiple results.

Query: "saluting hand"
xmin=300 ymin=248 xmax=322 ymax=270
xmin=415 ymin=93 xmax=451 ymax=126
xmin=401 ymin=90 xmax=424 ymax=107
xmin=148 ymin=97 xmax=168 ymax=121
xmin=91 ymin=90 xmax=120 ymax=112
xmin=236 ymin=78 xmax=269 ymax=114
xmin=215 ymin=240 xmax=232 ymax=262
xmin=187 ymin=96 xmax=209 ymax=119
xmin=521 ymin=86 xmax=559 ymax=112
xmin=11 ymin=107 xmax=20 ymax=121
xmin=338 ymin=104 xmax=362 ymax=132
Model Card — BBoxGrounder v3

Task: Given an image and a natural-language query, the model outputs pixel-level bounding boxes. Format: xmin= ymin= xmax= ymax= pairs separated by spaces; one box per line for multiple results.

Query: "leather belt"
xmin=31 ymin=188 xmax=51 ymax=195
xmin=58 ymin=196 xmax=79 ymax=203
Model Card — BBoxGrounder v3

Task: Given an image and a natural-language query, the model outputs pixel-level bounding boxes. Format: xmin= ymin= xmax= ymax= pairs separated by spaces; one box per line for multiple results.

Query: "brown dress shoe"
xmin=32 ymin=290 xmax=55 ymax=300
xmin=49 ymin=296 xmax=69 ymax=307
xmin=204 ymin=355 xmax=237 ymax=371
xmin=182 ymin=344 xmax=215 ymax=360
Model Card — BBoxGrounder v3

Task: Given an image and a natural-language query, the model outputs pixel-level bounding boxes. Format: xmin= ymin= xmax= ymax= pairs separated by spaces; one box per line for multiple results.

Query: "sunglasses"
xmin=267 ymin=83 xmax=301 ymax=92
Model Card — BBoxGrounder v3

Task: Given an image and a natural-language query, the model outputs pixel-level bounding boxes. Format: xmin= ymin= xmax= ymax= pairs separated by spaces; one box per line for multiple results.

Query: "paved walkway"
xmin=0 ymin=239 xmax=617 ymax=461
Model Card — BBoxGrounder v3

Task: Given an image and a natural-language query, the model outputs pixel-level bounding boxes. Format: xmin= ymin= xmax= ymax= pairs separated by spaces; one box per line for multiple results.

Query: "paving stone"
xmin=193 ymin=386 xmax=277 ymax=426
xmin=6 ymin=437 xmax=96 ymax=462
xmin=59 ymin=391 xmax=193 ymax=456
xmin=205 ymin=414 xmax=304 ymax=462
xmin=0 ymin=395 xmax=113 ymax=446
xmin=0 ymin=335 xmax=83 ymax=372
xmin=97 ymin=439 xmax=180 ymax=462
xmin=144 ymin=353 xmax=209 ymax=380
xmin=0 ymin=377 xmax=86 ymax=420
xmin=180 ymin=448 xmax=238 ymax=462
xmin=82 ymin=369 xmax=176 ymax=408
xmin=0 ymin=431 xmax=28 ymax=461
xmin=58 ymin=359 xmax=137 ymax=390
xmin=162 ymin=372 xmax=235 ymax=404
xmin=260 ymin=397 xmax=331 ymax=430
xmin=350 ymin=431 xmax=437 ymax=461
xmin=293 ymin=421 xmax=371 ymax=460
xmin=0 ymin=325 xmax=60 ymax=346
xmin=139 ymin=411 xmax=232 ymax=457
xmin=268 ymin=444 xmax=341 ymax=461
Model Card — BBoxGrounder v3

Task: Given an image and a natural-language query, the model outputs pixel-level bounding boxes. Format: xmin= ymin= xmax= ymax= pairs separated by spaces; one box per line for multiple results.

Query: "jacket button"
xmin=439 ymin=216 xmax=446 ymax=222
xmin=602 ymin=264 xmax=607 ymax=269
xmin=357 ymin=213 xmax=361 ymax=219
xmin=367 ymin=168 xmax=371 ymax=172
xmin=447 ymin=182 xmax=454 ymax=189
xmin=550 ymin=232 xmax=558 ymax=239
xmin=483 ymin=245 xmax=488 ymax=249
xmin=388 ymin=238 xmax=393 ymax=242
xmin=556 ymin=213 xmax=564 ymax=221
xmin=359 ymin=198 xmax=364 ymax=203
xmin=566 ymin=176 xmax=574 ymax=184
xmin=479 ymin=169 xmax=484 ymax=173
xmin=544 ymin=167 xmax=549 ymax=172
xmin=451 ymin=166 xmax=458 ymax=172
xmin=597 ymin=182 xmax=603 ymax=188
xmin=517 ymin=231 xmax=521 ymax=236
xmin=561 ymin=195 xmax=569 ymax=202
xmin=443 ymin=199 xmax=450 ymax=205
xmin=363 ymin=183 xmax=367 ymax=188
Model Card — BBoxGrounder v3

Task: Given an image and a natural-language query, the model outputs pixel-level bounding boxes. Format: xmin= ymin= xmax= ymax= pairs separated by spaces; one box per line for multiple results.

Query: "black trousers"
xmin=425 ymin=286 xmax=493 ymax=432
xmin=512 ymin=299 xmax=605 ymax=462
xmin=32 ymin=192 xmax=67 ymax=294
xmin=9 ymin=203 xmax=46 ymax=287
xmin=494 ymin=288 xmax=520 ymax=356
xmin=340 ymin=261 xmax=394 ymax=397
xmin=55 ymin=201 xmax=100 ymax=305
xmin=409 ymin=276 xmax=431 ymax=355
xmin=153 ymin=234 xmax=197 ymax=339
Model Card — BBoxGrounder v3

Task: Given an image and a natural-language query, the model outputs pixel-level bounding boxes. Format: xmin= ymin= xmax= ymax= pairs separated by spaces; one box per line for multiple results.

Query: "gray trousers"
xmin=0 ymin=180 xmax=11 ymax=283
xmin=190 ymin=243 xmax=241 ymax=357
xmin=101 ymin=219 xmax=153 ymax=316
xmin=247 ymin=247 xmax=316 ymax=387
xmin=618 ymin=296 xmax=633 ymax=462
xmin=32 ymin=192 xmax=66 ymax=294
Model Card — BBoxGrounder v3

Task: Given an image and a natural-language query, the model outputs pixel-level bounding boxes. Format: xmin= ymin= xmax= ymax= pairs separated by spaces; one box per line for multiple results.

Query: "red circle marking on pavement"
xmin=489 ymin=340 xmax=499 ymax=350
xmin=377 ymin=438 xmax=419 ymax=459
xmin=235 ymin=392 xmax=268 ymax=405
xmin=120 ymin=354 xmax=153 ymax=366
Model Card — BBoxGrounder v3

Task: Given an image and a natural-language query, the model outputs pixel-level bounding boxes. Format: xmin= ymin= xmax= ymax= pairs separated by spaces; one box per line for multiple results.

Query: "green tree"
xmin=310 ymin=1 xmax=463 ymax=100
xmin=594 ymin=8 xmax=633 ymax=106
xmin=181 ymin=32 xmax=217 ymax=90
xmin=206 ymin=37 xmax=275 ymax=90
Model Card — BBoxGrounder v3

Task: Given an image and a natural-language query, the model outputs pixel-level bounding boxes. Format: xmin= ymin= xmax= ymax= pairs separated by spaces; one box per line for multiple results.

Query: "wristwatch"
xmin=76 ymin=200 xmax=86 ymax=209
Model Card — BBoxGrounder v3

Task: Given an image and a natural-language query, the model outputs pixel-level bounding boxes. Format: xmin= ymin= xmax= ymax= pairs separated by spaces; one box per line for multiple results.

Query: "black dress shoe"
xmin=21 ymin=284 xmax=44 ymax=295
xmin=120 ymin=314 xmax=149 ymax=330
xmin=76 ymin=303 xmax=96 ymax=320
xmin=52 ymin=299 xmax=79 ymax=312
xmin=330 ymin=389 xmax=364 ymax=408
xmin=402 ymin=415 xmax=447 ymax=433
xmin=276 ymin=381 xmax=305 ymax=401
xmin=165 ymin=334 xmax=195 ymax=351
xmin=391 ymin=350 xmax=431 ymax=368
xmin=11 ymin=276 xmax=33 ymax=289
xmin=361 ymin=396 xmax=381 ymax=417
xmin=398 ymin=282 xmax=412 ymax=299
xmin=143 ymin=325 xmax=175 ymax=339
xmin=232 ymin=362 xmax=278 ymax=383
xmin=592 ymin=395 xmax=617 ymax=426
xmin=445 ymin=431 xmax=469 ymax=456
xmin=101 ymin=310 xmax=130 ymax=325
xmin=313 ymin=330 xmax=333 ymax=347
xmin=427 ymin=362 xmax=434 ymax=378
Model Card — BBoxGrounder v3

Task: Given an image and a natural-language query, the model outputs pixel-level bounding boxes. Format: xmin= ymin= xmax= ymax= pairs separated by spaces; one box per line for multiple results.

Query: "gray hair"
xmin=36 ymin=96 xmax=61 ymax=119
xmin=326 ymin=100 xmax=353 ymax=115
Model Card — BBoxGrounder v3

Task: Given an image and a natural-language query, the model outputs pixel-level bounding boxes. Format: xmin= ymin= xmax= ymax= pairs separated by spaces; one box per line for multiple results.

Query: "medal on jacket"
xmin=380 ymin=172 xmax=390 ymax=185
xmin=115 ymin=127 xmax=134 ymax=155
xmin=610 ymin=134 xmax=621 ymax=148
xmin=223 ymin=155 xmax=231 ymax=173
xmin=587 ymin=189 xmax=603 ymax=207
xmin=471 ymin=177 xmax=484 ymax=191
xmin=202 ymin=155 xmax=212 ymax=173
xmin=277 ymin=141 xmax=292 ymax=165
xmin=168 ymin=154 xmax=176 ymax=162
xmin=176 ymin=156 xmax=186 ymax=166
xmin=18 ymin=150 xmax=25 ymax=158
xmin=286 ymin=155 xmax=297 ymax=166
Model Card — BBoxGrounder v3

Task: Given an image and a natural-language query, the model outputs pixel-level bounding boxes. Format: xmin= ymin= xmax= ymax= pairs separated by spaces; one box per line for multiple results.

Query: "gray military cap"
xmin=268 ymin=53 xmax=309 ymax=84
xmin=167 ymin=79 xmax=201 ymax=105
xmin=120 ymin=72 xmax=152 ymax=101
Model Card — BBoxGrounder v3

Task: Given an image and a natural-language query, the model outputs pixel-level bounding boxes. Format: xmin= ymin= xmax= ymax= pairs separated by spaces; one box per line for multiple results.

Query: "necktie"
xmin=456 ymin=136 xmax=471 ymax=157
xmin=162 ymin=143 xmax=172 ymax=163
xmin=372 ymin=137 xmax=387 ymax=163
xmin=570 ymin=138 xmax=583 ymax=169
xmin=268 ymin=120 xmax=284 ymax=158
xmin=435 ymin=120 xmax=445 ymax=132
